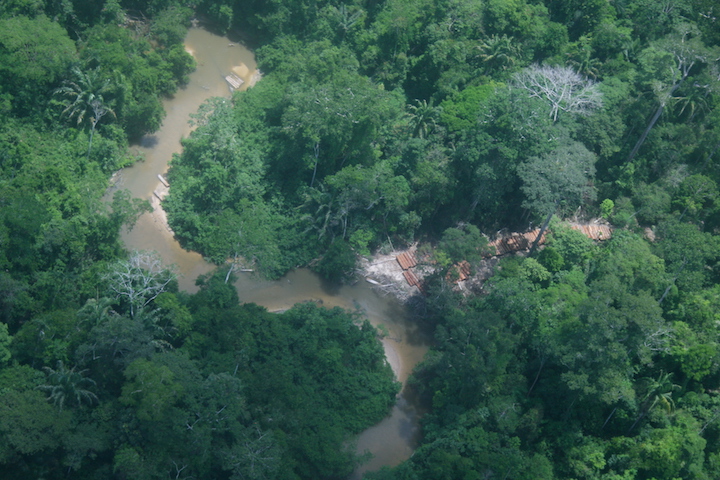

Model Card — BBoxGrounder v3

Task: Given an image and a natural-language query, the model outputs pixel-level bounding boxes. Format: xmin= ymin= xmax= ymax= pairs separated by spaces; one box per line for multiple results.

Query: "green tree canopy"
xmin=0 ymin=15 xmax=76 ymax=113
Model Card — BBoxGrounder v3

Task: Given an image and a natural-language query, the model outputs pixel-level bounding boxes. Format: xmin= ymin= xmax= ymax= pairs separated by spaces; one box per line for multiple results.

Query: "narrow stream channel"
xmin=115 ymin=27 xmax=429 ymax=478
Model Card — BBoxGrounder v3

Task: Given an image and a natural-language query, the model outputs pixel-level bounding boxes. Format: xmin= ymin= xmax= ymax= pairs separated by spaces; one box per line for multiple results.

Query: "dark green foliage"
xmin=1 ymin=267 xmax=398 ymax=479
xmin=313 ymin=239 xmax=357 ymax=282
xmin=633 ymin=182 xmax=673 ymax=225
xmin=672 ymin=174 xmax=719 ymax=221
xmin=185 ymin=278 xmax=398 ymax=479
xmin=0 ymin=365 xmax=72 ymax=466
xmin=38 ymin=360 xmax=98 ymax=410
xmin=591 ymin=230 xmax=667 ymax=295
xmin=437 ymin=224 xmax=491 ymax=264
xmin=536 ymin=246 xmax=565 ymax=273
xmin=546 ymin=220 xmax=596 ymax=267
xmin=165 ymin=55 xmax=411 ymax=274
xmin=150 ymin=6 xmax=193 ymax=46
xmin=440 ymin=82 xmax=503 ymax=134
xmin=0 ymin=15 xmax=76 ymax=115
xmin=654 ymin=218 xmax=720 ymax=292
xmin=518 ymin=141 xmax=597 ymax=219
xmin=0 ymin=7 xmax=226 ymax=476
xmin=78 ymin=22 xmax=194 ymax=138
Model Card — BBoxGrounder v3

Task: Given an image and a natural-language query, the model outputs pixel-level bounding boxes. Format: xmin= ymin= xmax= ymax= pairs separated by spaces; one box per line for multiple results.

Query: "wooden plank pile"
xmin=396 ymin=250 xmax=423 ymax=290
xmin=403 ymin=270 xmax=421 ymax=287
xmin=226 ymin=63 xmax=251 ymax=91
xmin=392 ymin=222 xmax=613 ymax=292
xmin=486 ymin=223 xmax=612 ymax=257
xmin=447 ymin=260 xmax=471 ymax=283
xmin=570 ymin=224 xmax=612 ymax=240
xmin=396 ymin=251 xmax=417 ymax=270
xmin=487 ymin=229 xmax=547 ymax=256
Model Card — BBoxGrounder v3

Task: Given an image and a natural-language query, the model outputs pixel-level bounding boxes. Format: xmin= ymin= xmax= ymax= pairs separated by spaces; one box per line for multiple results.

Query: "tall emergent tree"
xmin=512 ymin=64 xmax=602 ymax=122
xmin=518 ymin=141 xmax=597 ymax=252
xmin=627 ymin=23 xmax=720 ymax=163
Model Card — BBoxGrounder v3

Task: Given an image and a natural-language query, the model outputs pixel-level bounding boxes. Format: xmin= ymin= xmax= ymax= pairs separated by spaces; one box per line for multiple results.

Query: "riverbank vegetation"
xmin=0 ymin=2 xmax=398 ymax=479
xmin=4 ymin=0 xmax=720 ymax=479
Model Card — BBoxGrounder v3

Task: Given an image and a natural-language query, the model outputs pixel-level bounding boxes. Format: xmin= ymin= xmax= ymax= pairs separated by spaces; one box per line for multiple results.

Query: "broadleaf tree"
xmin=518 ymin=140 xmax=597 ymax=252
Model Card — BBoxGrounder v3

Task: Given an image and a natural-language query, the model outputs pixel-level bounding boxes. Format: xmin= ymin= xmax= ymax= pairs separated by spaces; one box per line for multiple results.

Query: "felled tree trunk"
xmin=529 ymin=206 xmax=554 ymax=256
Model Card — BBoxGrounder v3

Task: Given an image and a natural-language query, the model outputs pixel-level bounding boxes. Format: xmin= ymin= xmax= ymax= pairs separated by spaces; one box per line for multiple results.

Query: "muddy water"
xmin=115 ymin=28 xmax=256 ymax=292
xmin=117 ymin=27 xmax=429 ymax=478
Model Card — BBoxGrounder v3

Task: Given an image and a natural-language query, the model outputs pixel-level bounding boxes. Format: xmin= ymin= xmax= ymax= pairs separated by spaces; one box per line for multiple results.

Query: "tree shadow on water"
xmin=317 ymin=274 xmax=343 ymax=296
xmin=139 ymin=135 xmax=159 ymax=148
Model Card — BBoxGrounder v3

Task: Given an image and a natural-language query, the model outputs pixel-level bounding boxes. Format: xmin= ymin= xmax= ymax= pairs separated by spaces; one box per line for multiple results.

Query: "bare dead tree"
xmin=88 ymin=98 xmax=113 ymax=158
xmin=104 ymin=251 xmax=177 ymax=318
xmin=512 ymin=64 xmax=603 ymax=122
xmin=223 ymin=426 xmax=280 ymax=480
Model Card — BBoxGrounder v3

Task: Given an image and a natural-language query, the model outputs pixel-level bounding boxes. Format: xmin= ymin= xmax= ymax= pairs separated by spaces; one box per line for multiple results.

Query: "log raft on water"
xmin=225 ymin=63 xmax=250 ymax=91
xmin=225 ymin=74 xmax=244 ymax=90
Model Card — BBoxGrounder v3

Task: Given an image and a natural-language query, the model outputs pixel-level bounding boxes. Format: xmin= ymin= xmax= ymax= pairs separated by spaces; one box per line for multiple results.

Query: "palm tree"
xmin=625 ymin=25 xmax=712 ymax=164
xmin=476 ymin=35 xmax=520 ymax=74
xmin=299 ymin=183 xmax=336 ymax=241
xmin=670 ymin=80 xmax=712 ymax=122
xmin=641 ymin=371 xmax=680 ymax=413
xmin=54 ymin=67 xmax=116 ymax=157
xmin=405 ymin=99 xmax=441 ymax=139
xmin=332 ymin=4 xmax=363 ymax=41
xmin=566 ymin=40 xmax=602 ymax=80
xmin=38 ymin=360 xmax=98 ymax=410
xmin=628 ymin=370 xmax=680 ymax=433
xmin=77 ymin=297 xmax=117 ymax=327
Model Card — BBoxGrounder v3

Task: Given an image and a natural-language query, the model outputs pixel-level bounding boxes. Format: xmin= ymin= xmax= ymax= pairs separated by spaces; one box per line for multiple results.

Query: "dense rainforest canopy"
xmin=3 ymin=0 xmax=720 ymax=479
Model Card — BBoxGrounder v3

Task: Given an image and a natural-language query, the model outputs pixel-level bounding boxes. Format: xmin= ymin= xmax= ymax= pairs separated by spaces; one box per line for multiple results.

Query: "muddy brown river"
xmin=115 ymin=27 xmax=429 ymax=479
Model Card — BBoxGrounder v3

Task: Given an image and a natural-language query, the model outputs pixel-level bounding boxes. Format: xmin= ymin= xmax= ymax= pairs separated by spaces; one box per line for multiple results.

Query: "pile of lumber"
xmin=396 ymin=251 xmax=417 ymax=270
xmin=396 ymin=250 xmax=423 ymax=290
xmin=447 ymin=260 xmax=471 ymax=283
xmin=488 ymin=229 xmax=547 ymax=256
xmin=487 ymin=223 xmax=612 ymax=257
xmin=570 ymin=224 xmax=612 ymax=240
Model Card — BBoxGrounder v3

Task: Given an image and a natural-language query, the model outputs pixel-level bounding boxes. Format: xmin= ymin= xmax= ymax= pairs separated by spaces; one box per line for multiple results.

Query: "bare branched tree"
xmin=223 ymin=425 xmax=280 ymax=480
xmin=88 ymin=98 xmax=111 ymax=158
xmin=512 ymin=64 xmax=603 ymax=122
xmin=104 ymin=251 xmax=177 ymax=318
